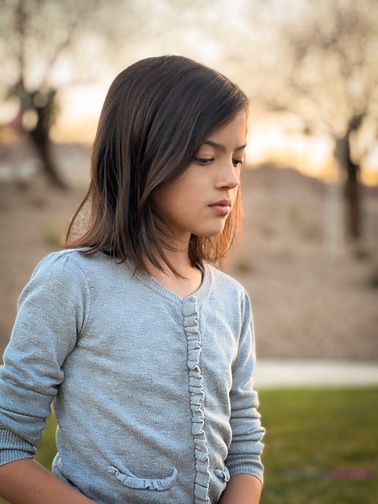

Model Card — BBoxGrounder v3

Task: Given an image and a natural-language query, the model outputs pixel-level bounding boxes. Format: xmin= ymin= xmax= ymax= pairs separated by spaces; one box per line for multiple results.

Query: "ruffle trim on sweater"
xmin=183 ymin=296 xmax=210 ymax=503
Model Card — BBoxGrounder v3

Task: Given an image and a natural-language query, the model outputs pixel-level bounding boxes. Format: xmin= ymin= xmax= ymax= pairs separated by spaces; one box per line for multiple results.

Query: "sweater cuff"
xmin=0 ymin=428 xmax=36 ymax=466
xmin=225 ymin=454 xmax=264 ymax=485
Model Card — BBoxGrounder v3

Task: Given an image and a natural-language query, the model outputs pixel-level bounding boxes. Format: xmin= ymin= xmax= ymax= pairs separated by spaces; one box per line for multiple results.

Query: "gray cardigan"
xmin=0 ymin=250 xmax=264 ymax=503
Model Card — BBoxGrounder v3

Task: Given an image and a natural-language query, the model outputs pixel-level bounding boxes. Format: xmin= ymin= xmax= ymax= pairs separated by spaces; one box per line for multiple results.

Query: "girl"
xmin=0 ymin=55 xmax=265 ymax=504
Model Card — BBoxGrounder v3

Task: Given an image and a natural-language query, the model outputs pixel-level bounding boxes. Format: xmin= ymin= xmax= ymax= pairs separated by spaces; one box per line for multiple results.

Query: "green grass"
xmin=259 ymin=388 xmax=378 ymax=504
xmin=1 ymin=388 xmax=377 ymax=503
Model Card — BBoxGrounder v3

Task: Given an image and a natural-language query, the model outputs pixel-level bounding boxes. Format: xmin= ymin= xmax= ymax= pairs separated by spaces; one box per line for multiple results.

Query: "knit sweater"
xmin=0 ymin=249 xmax=265 ymax=504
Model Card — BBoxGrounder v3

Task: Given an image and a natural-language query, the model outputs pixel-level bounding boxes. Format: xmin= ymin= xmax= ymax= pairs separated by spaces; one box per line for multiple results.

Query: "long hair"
xmin=66 ymin=55 xmax=248 ymax=274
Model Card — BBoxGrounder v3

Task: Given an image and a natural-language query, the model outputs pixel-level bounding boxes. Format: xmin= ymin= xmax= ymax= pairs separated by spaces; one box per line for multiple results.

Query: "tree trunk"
xmin=345 ymin=157 xmax=360 ymax=239
xmin=18 ymin=85 xmax=68 ymax=189
xmin=335 ymin=115 xmax=363 ymax=241
xmin=28 ymin=129 xmax=68 ymax=189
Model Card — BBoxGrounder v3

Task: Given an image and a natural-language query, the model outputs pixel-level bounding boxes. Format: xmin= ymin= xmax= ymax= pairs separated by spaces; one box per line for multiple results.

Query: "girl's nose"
xmin=216 ymin=159 xmax=240 ymax=189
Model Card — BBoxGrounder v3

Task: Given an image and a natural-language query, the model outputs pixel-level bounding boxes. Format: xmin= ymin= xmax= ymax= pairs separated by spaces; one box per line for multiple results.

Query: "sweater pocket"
xmin=215 ymin=466 xmax=230 ymax=483
xmin=212 ymin=466 xmax=231 ymax=501
xmin=107 ymin=464 xmax=178 ymax=491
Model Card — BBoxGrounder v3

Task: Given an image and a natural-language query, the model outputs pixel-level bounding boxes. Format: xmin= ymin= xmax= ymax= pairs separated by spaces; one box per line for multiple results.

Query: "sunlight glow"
xmin=51 ymin=83 xmax=109 ymax=144
xmin=50 ymin=87 xmax=378 ymax=186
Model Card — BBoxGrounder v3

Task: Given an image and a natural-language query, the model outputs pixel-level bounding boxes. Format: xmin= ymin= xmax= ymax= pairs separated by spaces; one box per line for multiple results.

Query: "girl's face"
xmin=153 ymin=110 xmax=247 ymax=245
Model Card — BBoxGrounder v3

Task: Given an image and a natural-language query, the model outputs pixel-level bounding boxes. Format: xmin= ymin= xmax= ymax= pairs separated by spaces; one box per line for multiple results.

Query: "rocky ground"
xmin=1 ymin=142 xmax=377 ymax=362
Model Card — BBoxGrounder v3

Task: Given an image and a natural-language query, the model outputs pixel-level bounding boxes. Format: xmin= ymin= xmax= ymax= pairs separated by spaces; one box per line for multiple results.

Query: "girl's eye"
xmin=195 ymin=157 xmax=214 ymax=166
xmin=233 ymin=159 xmax=244 ymax=167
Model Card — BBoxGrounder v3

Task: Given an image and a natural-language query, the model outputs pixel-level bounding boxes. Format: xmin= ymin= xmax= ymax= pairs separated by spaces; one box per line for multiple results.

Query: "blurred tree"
xmin=241 ymin=0 xmax=378 ymax=240
xmin=0 ymin=0 xmax=144 ymax=188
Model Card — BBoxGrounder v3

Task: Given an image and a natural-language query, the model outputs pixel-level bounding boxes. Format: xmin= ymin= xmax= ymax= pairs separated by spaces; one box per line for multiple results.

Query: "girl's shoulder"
xmin=202 ymin=264 xmax=253 ymax=322
xmin=203 ymin=262 xmax=249 ymax=298
xmin=34 ymin=248 xmax=108 ymax=272
xmin=30 ymin=249 xmax=116 ymax=287
xmin=32 ymin=248 xmax=85 ymax=275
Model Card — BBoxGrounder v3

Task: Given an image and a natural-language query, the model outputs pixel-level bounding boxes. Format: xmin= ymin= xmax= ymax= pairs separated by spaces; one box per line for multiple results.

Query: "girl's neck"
xmin=146 ymin=247 xmax=203 ymax=298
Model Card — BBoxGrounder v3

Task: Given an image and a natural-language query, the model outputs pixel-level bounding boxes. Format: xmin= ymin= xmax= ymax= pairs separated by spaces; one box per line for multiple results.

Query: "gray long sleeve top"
xmin=0 ymin=250 xmax=264 ymax=503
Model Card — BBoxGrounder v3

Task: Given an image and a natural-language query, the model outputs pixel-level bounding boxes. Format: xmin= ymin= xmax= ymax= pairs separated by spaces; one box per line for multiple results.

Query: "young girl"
xmin=0 ymin=55 xmax=265 ymax=504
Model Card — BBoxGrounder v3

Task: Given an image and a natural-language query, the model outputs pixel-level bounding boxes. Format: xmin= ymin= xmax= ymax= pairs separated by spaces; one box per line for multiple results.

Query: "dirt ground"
xmin=0 ymin=142 xmax=377 ymax=362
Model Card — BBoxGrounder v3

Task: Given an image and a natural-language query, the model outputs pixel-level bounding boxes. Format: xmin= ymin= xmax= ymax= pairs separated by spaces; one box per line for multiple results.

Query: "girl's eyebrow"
xmin=203 ymin=140 xmax=247 ymax=152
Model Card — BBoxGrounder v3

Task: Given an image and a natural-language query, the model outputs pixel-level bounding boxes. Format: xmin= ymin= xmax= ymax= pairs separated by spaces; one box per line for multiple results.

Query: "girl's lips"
xmin=209 ymin=201 xmax=231 ymax=216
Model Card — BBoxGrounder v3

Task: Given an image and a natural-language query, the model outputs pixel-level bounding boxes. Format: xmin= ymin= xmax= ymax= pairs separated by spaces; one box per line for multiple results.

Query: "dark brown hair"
xmin=66 ymin=55 xmax=248 ymax=274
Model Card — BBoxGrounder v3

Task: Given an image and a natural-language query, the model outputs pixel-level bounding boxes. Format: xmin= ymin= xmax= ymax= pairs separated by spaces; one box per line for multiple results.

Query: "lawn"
xmin=0 ymin=387 xmax=376 ymax=503
xmin=258 ymin=387 xmax=377 ymax=504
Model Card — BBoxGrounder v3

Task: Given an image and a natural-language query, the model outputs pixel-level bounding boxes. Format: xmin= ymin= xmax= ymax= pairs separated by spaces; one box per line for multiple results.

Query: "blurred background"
xmin=0 ymin=0 xmax=377 ymax=502
xmin=0 ymin=0 xmax=377 ymax=361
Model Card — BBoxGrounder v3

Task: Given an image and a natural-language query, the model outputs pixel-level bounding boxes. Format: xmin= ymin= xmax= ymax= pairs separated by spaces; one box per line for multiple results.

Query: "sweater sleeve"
xmin=0 ymin=252 xmax=90 ymax=466
xmin=225 ymin=290 xmax=265 ymax=484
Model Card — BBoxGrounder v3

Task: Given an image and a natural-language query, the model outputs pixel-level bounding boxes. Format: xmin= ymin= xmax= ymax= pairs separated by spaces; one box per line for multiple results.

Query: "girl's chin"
xmin=197 ymin=227 xmax=226 ymax=238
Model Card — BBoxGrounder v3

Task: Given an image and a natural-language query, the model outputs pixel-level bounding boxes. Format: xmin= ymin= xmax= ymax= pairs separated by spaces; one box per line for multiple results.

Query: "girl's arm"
xmin=0 ymin=254 xmax=91 ymax=502
xmin=0 ymin=459 xmax=95 ymax=504
xmin=219 ymin=474 xmax=262 ymax=504
xmin=224 ymin=291 xmax=265 ymax=499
